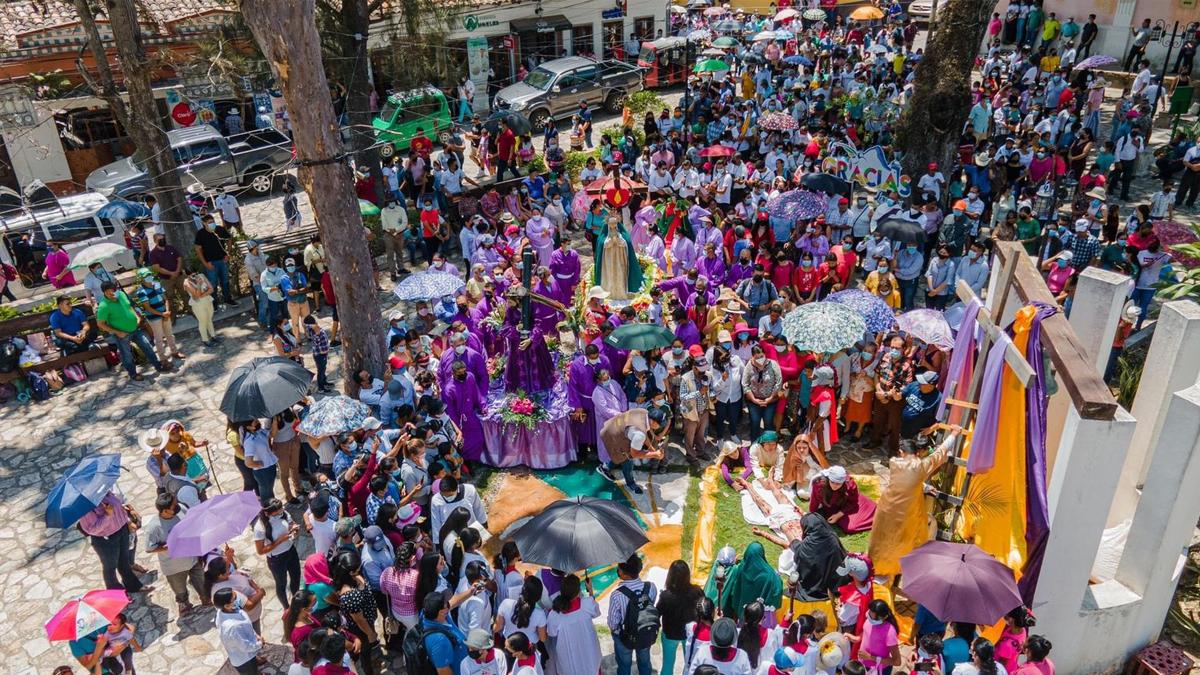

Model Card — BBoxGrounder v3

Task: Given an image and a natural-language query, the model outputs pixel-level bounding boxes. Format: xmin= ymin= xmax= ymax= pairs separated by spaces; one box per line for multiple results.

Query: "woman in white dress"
xmin=545 ymin=574 xmax=602 ymax=675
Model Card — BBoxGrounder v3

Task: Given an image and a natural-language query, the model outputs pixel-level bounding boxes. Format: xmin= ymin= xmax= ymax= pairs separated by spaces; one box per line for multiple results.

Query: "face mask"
xmin=968 ymin=251 xmax=980 ymax=260
xmin=283 ymin=321 xmax=293 ymax=332
xmin=587 ymin=357 xmax=599 ymax=365
xmin=889 ymin=348 xmax=902 ymax=359
xmin=862 ymin=352 xmax=874 ymax=361
xmin=878 ymin=265 xmax=890 ymax=273
xmin=720 ymin=342 xmax=733 ymax=351
xmin=455 ymin=345 xmax=467 ymax=354
xmin=753 ymin=274 xmax=764 ymax=282
xmin=1037 ymin=152 xmax=1048 ymax=159
xmin=737 ymin=332 xmax=749 ymax=341
xmin=1057 ymin=258 xmax=1069 ymax=268
xmin=206 ymin=222 xmax=216 ymax=231
xmin=233 ymin=595 xmax=245 ymax=611
xmin=905 ymin=246 xmax=917 ymax=254
xmin=753 ymin=356 xmax=766 ymax=365
xmin=868 ymin=617 xmax=884 ymax=626
xmin=286 ymin=265 xmax=296 ymax=273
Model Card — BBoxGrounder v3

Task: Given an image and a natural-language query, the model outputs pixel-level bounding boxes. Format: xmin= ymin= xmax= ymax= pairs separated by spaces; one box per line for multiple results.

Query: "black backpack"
xmin=402 ymin=621 xmax=457 ymax=675
xmin=0 ymin=340 xmax=18 ymax=373
xmin=617 ymin=585 xmax=661 ymax=650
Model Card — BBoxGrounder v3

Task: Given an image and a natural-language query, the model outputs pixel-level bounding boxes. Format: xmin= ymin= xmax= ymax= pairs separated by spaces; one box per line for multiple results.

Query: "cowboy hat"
xmin=1086 ymin=186 xmax=1107 ymax=201
xmin=138 ymin=428 xmax=167 ymax=453
xmin=722 ymin=300 xmax=744 ymax=314
xmin=586 ymin=285 xmax=610 ymax=301
xmin=160 ymin=419 xmax=185 ymax=434
xmin=499 ymin=212 xmax=516 ymax=224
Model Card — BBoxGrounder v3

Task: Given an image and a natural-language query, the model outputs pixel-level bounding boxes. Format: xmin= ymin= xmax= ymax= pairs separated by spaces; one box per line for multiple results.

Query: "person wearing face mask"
xmin=923 ymin=246 xmax=957 ymax=310
xmin=437 ymin=332 xmax=489 ymax=392
xmin=192 ymin=215 xmax=235 ymax=306
xmin=1040 ymin=250 xmax=1076 ymax=296
xmin=956 ymin=242 xmax=991 ymax=296
xmin=444 ymin=361 xmax=486 ymax=463
xmin=892 ymin=242 xmax=924 ymax=311
xmin=868 ymin=336 xmax=914 ymax=455
xmin=678 ymin=346 xmax=712 ymax=466
xmin=277 ymin=257 xmax=310 ymax=344
xmin=214 ymin=587 xmax=264 ymax=673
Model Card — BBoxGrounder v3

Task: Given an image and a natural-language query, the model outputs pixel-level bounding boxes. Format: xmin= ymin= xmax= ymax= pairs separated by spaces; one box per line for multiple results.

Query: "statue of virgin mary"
xmin=593 ymin=214 xmax=644 ymax=301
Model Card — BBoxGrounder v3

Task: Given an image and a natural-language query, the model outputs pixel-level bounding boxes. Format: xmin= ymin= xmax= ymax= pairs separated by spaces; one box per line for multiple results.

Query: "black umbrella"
xmin=484 ymin=110 xmax=532 ymax=136
xmin=220 ymin=357 xmax=314 ymax=422
xmin=801 ymin=172 xmax=851 ymax=195
xmin=875 ymin=217 xmax=928 ymax=245
xmin=510 ymin=496 xmax=648 ymax=572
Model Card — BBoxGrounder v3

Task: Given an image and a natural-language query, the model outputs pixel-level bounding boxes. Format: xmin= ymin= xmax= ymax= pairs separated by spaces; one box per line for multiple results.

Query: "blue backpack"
xmin=26 ymin=371 xmax=50 ymax=401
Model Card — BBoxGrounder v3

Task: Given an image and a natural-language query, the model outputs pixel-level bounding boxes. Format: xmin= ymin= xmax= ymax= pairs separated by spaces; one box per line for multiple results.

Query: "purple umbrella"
xmin=166 ymin=491 xmax=262 ymax=558
xmin=897 ymin=308 xmax=954 ymax=349
xmin=826 ymin=289 xmax=896 ymax=334
xmin=900 ymin=541 xmax=1023 ymax=625
xmin=1072 ymin=54 xmax=1117 ymax=70
xmin=767 ymin=190 xmax=827 ymax=222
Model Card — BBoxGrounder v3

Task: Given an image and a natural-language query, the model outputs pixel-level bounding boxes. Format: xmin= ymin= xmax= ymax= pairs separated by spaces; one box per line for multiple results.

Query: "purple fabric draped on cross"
xmin=965 ymin=328 xmax=1014 ymax=474
xmin=937 ymin=298 xmax=983 ymax=421
xmin=1017 ymin=302 xmax=1056 ymax=603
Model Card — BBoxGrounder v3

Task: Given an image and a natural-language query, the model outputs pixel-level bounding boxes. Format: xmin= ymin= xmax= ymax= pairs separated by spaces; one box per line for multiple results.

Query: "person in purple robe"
xmin=593 ymin=323 xmax=627 ymax=377
xmin=525 ymin=207 xmax=556 ymax=267
xmin=532 ymin=268 xmax=565 ymax=335
xmin=644 ymin=231 xmax=667 ymax=269
xmin=428 ymin=252 xmax=461 ymax=278
xmin=471 ymin=234 xmax=504 ymax=275
xmin=437 ymin=331 xmax=490 ymax=391
xmin=567 ymin=344 xmax=611 ymax=453
xmin=496 ymin=287 xmax=560 ymax=394
xmin=591 ymin=368 xmax=629 ymax=464
xmin=672 ymin=306 xmax=702 ymax=348
xmin=695 ymin=219 xmax=724 ymax=253
xmin=444 ymin=362 xmax=486 ymax=461
xmin=548 ymin=238 xmax=581 ymax=299
xmin=669 ymin=234 xmax=698 ymax=274
xmin=697 ymin=242 xmax=727 ymax=287
xmin=684 ymin=276 xmax=717 ymax=311
xmin=658 ymin=268 xmax=702 ymax=305
xmin=447 ymin=320 xmax=485 ymax=355
xmin=727 ymin=250 xmax=755 ymax=287
xmin=796 ymin=220 xmax=830 ymax=260
xmin=631 ymin=205 xmax=658 ymax=249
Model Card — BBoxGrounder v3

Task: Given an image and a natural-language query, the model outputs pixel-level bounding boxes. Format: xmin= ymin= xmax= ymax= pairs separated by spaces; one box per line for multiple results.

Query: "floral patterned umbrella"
xmin=802 ymin=8 xmax=827 ymax=20
xmin=767 ymin=189 xmax=827 ymax=222
xmin=392 ymin=270 xmax=465 ymax=300
xmin=781 ymin=302 xmax=866 ymax=354
xmin=826 ymin=289 xmax=897 ymax=334
xmin=896 ymin=308 xmax=954 ymax=349
xmin=296 ymin=395 xmax=371 ymax=436
xmin=758 ymin=111 xmax=799 ymax=131
xmin=1072 ymin=54 xmax=1117 ymax=71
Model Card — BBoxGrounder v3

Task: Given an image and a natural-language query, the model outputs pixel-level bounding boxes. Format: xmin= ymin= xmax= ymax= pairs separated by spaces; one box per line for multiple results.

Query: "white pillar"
xmin=1033 ymin=407 xmax=1137 ymax=659
xmin=1117 ymin=385 xmax=1200 ymax=650
xmin=1128 ymin=301 xmax=1200 ymax=486
xmin=1067 ymin=267 xmax=1132 ymax=374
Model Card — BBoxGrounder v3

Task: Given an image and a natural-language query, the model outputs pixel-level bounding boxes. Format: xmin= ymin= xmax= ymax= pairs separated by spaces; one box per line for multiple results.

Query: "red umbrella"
xmin=45 ymin=589 xmax=130 ymax=641
xmin=899 ymin=541 xmax=1022 ymax=625
xmin=699 ymin=144 xmax=736 ymax=158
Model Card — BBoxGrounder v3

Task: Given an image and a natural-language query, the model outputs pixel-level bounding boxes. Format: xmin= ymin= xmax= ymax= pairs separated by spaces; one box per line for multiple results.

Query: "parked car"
xmin=85 ymin=126 xmax=294 ymax=198
xmin=493 ymin=56 xmax=644 ymax=129
xmin=906 ymin=0 xmax=945 ymax=21
xmin=0 ymin=192 xmax=136 ymax=300
xmin=372 ymin=86 xmax=455 ymax=158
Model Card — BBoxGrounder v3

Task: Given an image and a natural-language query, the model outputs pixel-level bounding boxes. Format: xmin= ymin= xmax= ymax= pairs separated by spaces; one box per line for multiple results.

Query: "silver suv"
xmin=493 ymin=56 xmax=644 ymax=129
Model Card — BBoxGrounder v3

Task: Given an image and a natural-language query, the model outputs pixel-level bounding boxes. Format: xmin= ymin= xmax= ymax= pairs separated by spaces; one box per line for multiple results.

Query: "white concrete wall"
xmin=3 ymin=103 xmax=72 ymax=189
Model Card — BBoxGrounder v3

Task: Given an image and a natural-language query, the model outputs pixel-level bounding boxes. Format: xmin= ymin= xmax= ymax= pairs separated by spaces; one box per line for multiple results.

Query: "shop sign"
xmin=463 ymin=14 xmax=501 ymax=32
xmin=820 ymin=142 xmax=911 ymax=196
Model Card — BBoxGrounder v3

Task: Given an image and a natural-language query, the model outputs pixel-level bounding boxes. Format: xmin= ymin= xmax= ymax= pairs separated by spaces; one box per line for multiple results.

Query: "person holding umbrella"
xmin=143 ymin=493 xmax=206 ymax=619
xmin=77 ymin=491 xmax=153 ymax=594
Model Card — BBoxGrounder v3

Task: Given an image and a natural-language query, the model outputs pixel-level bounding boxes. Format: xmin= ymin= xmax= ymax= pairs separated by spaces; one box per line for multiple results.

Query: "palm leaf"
xmin=960 ymin=481 xmax=1013 ymax=521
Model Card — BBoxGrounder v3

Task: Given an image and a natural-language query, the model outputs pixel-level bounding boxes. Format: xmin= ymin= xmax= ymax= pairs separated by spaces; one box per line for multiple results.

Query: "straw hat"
xmin=722 ymin=300 xmax=744 ymax=314
xmin=1086 ymin=186 xmax=1107 ymax=201
xmin=586 ymin=285 xmax=610 ymax=301
xmin=138 ymin=428 xmax=167 ymax=453
xmin=499 ymin=212 xmax=516 ymax=224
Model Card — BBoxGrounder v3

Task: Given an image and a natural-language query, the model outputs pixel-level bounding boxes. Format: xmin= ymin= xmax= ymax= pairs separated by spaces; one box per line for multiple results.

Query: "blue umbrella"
xmin=96 ymin=200 xmax=151 ymax=220
xmin=393 ymin=271 xmax=464 ymax=301
xmin=46 ymin=454 xmax=123 ymax=529
xmin=826 ymin=288 xmax=896 ymax=334
xmin=297 ymin=395 xmax=371 ymax=437
xmin=784 ymin=55 xmax=814 ymax=66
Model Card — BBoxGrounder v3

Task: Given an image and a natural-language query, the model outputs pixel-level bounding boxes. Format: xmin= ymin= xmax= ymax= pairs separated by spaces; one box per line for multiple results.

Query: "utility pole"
xmin=240 ymin=0 xmax=388 ymax=390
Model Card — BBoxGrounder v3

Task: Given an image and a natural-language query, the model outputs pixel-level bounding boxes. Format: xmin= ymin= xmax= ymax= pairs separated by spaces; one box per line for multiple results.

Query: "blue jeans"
xmin=899 ymin=277 xmax=919 ymax=310
xmin=252 ymin=465 xmax=277 ymax=505
xmin=314 ymin=352 xmax=330 ymax=389
xmin=713 ymin=399 xmax=742 ymax=439
xmin=253 ymin=284 xmax=269 ymax=329
xmin=613 ymin=638 xmax=652 ymax=675
xmin=746 ymin=402 xmax=771 ymax=439
xmin=108 ymin=329 xmax=162 ymax=377
xmin=1132 ymin=287 xmax=1155 ymax=330
xmin=205 ymin=259 xmax=234 ymax=303
xmin=661 ymin=636 xmax=682 ymax=675
xmin=268 ymin=300 xmax=287 ymax=328
xmin=608 ymin=459 xmax=637 ymax=488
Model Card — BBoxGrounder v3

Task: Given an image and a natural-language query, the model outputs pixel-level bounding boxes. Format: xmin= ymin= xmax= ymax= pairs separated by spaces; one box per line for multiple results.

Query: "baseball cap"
xmin=363 ymin=525 xmax=385 ymax=548
xmin=1074 ymin=218 xmax=1090 ymax=232
xmin=916 ymin=371 xmax=939 ymax=385
xmin=836 ymin=556 xmax=870 ymax=581
xmin=466 ymin=628 xmax=493 ymax=650
xmin=135 ymin=267 xmax=153 ymax=279
xmin=335 ymin=515 xmax=361 ymax=537
xmin=688 ymin=344 xmax=705 ymax=358
xmin=361 ymin=416 xmax=383 ymax=430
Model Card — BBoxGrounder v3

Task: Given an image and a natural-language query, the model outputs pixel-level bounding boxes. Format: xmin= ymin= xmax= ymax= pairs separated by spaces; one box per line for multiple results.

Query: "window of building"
xmin=572 ymin=24 xmax=595 ymax=58
xmin=602 ymin=20 xmax=625 ymax=60
xmin=634 ymin=16 xmax=655 ymax=42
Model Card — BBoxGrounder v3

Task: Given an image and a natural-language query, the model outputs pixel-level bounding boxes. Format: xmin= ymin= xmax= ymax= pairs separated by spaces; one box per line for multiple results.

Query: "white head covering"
xmin=822 ymin=465 xmax=848 ymax=484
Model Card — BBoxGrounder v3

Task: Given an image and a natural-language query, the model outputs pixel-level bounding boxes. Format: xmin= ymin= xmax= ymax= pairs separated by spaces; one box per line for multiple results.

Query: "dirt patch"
xmin=481 ymin=472 xmax=567 ymax=557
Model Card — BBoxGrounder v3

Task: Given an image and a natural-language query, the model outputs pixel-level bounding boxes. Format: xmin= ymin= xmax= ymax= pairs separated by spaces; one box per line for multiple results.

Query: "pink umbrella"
xmin=897 ymin=308 xmax=954 ymax=349
xmin=900 ymin=541 xmax=1022 ymax=625
xmin=45 ymin=589 xmax=129 ymax=641
xmin=703 ymin=6 xmax=727 ymax=16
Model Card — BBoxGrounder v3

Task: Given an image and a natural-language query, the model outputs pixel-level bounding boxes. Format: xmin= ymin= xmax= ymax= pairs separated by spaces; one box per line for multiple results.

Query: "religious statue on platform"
xmin=498 ymin=285 xmax=566 ymax=395
xmin=593 ymin=214 xmax=643 ymax=301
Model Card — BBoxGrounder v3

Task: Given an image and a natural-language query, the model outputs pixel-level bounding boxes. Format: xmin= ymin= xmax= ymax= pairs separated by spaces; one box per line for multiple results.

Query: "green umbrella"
xmin=605 ymin=323 xmax=676 ymax=351
xmin=694 ymin=59 xmax=731 ymax=73
xmin=359 ymin=199 xmax=381 ymax=216
xmin=67 ymin=242 xmax=127 ymax=269
xmin=780 ymin=302 xmax=866 ymax=354
xmin=712 ymin=36 xmax=739 ymax=47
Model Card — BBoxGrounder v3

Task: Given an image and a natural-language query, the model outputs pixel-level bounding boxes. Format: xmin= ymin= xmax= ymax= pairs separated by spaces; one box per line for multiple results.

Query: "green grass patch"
xmin=679 ymin=472 xmax=703 ymax=564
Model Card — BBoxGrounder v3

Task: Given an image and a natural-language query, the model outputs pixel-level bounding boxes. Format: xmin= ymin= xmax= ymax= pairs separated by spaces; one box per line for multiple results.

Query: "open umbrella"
xmin=900 ymin=541 xmax=1023 ymax=626
xmin=297 ymin=395 xmax=372 ymax=436
xmin=752 ymin=30 xmax=778 ymax=42
xmin=875 ymin=217 xmax=927 ymax=245
xmin=801 ymin=172 xmax=850 ymax=195
xmin=896 ymin=309 xmax=954 ymax=348
xmin=45 ymin=453 xmax=123 ymax=529
xmin=773 ymin=29 xmax=794 ymax=40
xmin=1072 ymin=54 xmax=1117 ymax=71
xmin=670 ymin=5 xmax=688 ymax=14
xmin=688 ymin=28 xmax=714 ymax=40
xmin=849 ymin=5 xmax=885 ymax=20
xmin=712 ymin=36 xmax=739 ymax=47
xmin=484 ymin=109 xmax=533 ymax=136
xmin=393 ymin=270 xmax=466 ymax=300
xmin=167 ymin=491 xmax=263 ymax=557
xmin=701 ymin=47 xmax=727 ymax=57
xmin=358 ymin=199 xmax=381 ymax=217
xmin=713 ymin=19 xmax=742 ymax=32
xmin=766 ymin=189 xmax=827 ymax=221
xmin=220 ymin=356 xmax=314 ymax=423
xmin=96 ymin=199 xmax=151 ymax=221
xmin=781 ymin=302 xmax=866 ymax=354
xmin=67 ymin=242 xmax=128 ymax=270
xmin=510 ymin=496 xmax=648 ymax=572
xmin=802 ymin=8 xmax=827 ymax=20
xmin=826 ymin=289 xmax=897 ymax=334
xmin=758 ymin=111 xmax=799 ymax=131
xmin=784 ymin=54 xmax=814 ymax=66
xmin=703 ymin=6 xmax=727 ymax=16
xmin=774 ymin=8 xmax=800 ymax=20
xmin=694 ymin=58 xmax=731 ymax=73
xmin=606 ymin=323 xmax=676 ymax=351
xmin=45 ymin=590 xmax=130 ymax=641
xmin=699 ymin=144 xmax=736 ymax=158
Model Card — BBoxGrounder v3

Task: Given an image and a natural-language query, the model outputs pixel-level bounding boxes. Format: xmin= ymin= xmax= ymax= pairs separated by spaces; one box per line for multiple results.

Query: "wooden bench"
xmin=0 ymin=304 xmax=113 ymax=385
xmin=234 ymin=228 xmax=319 ymax=263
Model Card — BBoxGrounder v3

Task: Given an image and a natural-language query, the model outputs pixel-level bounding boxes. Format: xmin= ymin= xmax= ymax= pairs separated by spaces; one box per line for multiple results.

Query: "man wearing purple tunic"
xmin=532 ymin=269 xmax=565 ymax=335
xmin=658 ymin=268 xmax=702 ymax=305
xmin=592 ymin=369 xmax=629 ymax=463
xmin=567 ymin=344 xmax=611 ymax=452
xmin=672 ymin=307 xmax=703 ymax=348
xmin=525 ymin=207 xmax=555 ymax=266
xmin=669 ymin=234 xmax=698 ymax=275
xmin=549 ymin=238 xmax=581 ymax=299
xmin=471 ymin=235 xmax=504 ymax=275
xmin=727 ymin=251 xmax=755 ymax=287
xmin=697 ymin=243 xmax=727 ymax=287
xmin=496 ymin=288 xmax=558 ymax=394
xmin=444 ymin=363 xmax=486 ymax=461
xmin=695 ymin=218 xmax=724 ymax=253
xmin=593 ymin=323 xmax=627 ymax=376
xmin=684 ymin=276 xmax=716 ymax=311
xmin=437 ymin=332 xmax=490 ymax=391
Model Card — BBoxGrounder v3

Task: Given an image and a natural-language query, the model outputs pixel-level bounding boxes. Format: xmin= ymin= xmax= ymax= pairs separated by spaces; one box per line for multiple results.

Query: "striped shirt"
xmin=607 ymin=579 xmax=658 ymax=632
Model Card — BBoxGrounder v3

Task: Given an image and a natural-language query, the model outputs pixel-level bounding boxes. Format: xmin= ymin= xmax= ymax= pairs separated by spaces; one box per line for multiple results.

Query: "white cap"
xmin=1074 ymin=218 xmax=1090 ymax=232
xmin=824 ymin=465 xmax=848 ymax=484
xmin=361 ymin=416 xmax=383 ymax=431
xmin=627 ymin=427 xmax=647 ymax=451
xmin=916 ymin=371 xmax=939 ymax=385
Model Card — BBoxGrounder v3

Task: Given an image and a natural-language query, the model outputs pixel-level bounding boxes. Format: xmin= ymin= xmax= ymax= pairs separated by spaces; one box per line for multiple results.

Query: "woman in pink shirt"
xmin=1012 ymin=634 xmax=1054 ymax=675
xmin=856 ymin=599 xmax=900 ymax=673
xmin=43 ymin=241 xmax=76 ymax=288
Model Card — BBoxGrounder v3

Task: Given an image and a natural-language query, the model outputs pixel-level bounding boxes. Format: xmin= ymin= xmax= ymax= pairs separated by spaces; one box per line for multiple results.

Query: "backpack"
xmin=617 ymin=585 xmax=661 ymax=650
xmin=26 ymin=371 xmax=50 ymax=401
xmin=0 ymin=340 xmax=18 ymax=373
xmin=403 ymin=621 xmax=457 ymax=675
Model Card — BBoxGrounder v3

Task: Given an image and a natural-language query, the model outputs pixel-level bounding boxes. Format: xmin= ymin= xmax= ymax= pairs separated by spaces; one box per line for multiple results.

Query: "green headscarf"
xmin=704 ymin=541 xmax=784 ymax=620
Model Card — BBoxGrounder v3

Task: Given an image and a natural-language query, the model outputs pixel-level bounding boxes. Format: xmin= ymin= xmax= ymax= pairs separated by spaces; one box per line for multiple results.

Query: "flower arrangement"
xmin=487 ymin=355 xmax=507 ymax=381
xmin=498 ymin=390 xmax=550 ymax=430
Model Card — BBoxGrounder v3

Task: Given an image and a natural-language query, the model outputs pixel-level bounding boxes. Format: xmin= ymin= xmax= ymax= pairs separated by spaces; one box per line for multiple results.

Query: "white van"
xmin=0 ymin=192 xmax=136 ymax=301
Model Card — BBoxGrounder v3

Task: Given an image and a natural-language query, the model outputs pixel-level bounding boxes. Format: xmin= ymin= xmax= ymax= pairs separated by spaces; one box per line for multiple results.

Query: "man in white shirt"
xmin=1177 ymin=145 xmax=1200 ymax=208
xmin=1114 ymin=131 xmax=1144 ymax=201
xmin=214 ymin=588 xmax=262 ymax=673
xmin=380 ymin=200 xmax=409 ymax=280
xmin=673 ymin=161 xmax=700 ymax=198
xmin=430 ymin=475 xmax=488 ymax=545
xmin=213 ymin=189 xmax=244 ymax=235
xmin=1149 ymin=182 xmax=1174 ymax=221
xmin=1131 ymin=60 xmax=1152 ymax=99
xmin=713 ymin=162 xmax=733 ymax=205
xmin=916 ymin=163 xmax=945 ymax=202
xmin=648 ymin=162 xmax=673 ymax=197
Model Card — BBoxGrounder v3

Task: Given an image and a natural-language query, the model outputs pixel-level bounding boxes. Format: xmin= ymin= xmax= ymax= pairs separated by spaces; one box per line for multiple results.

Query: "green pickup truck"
xmin=373 ymin=86 xmax=455 ymax=158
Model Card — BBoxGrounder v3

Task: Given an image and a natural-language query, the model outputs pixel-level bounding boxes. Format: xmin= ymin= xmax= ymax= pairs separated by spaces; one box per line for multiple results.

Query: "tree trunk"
xmin=894 ymin=0 xmax=996 ymax=180
xmin=240 ymin=0 xmax=388 ymax=387
xmin=339 ymin=0 xmax=386 ymax=204
xmin=92 ymin=0 xmax=194 ymax=254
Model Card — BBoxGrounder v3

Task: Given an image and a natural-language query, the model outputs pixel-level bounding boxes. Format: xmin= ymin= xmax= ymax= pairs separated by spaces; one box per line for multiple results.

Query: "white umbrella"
xmin=774 ymin=8 xmax=800 ymax=20
xmin=751 ymin=30 xmax=778 ymax=42
xmin=67 ymin=243 xmax=128 ymax=270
